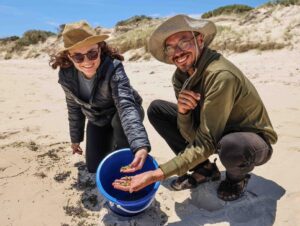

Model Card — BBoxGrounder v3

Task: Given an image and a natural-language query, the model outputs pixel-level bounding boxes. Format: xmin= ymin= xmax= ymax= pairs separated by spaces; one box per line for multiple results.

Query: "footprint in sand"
xmin=29 ymin=109 xmax=51 ymax=114
xmin=23 ymin=126 xmax=40 ymax=133
xmin=0 ymin=131 xmax=20 ymax=139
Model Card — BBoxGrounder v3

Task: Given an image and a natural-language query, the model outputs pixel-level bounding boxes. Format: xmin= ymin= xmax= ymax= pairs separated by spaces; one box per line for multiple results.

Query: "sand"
xmin=0 ymin=47 xmax=300 ymax=226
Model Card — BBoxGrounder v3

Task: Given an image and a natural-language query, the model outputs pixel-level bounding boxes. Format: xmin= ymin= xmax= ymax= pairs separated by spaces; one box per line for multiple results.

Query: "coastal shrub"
xmin=57 ymin=24 xmax=66 ymax=38
xmin=211 ymin=40 xmax=286 ymax=52
xmin=202 ymin=4 xmax=253 ymax=18
xmin=116 ymin=15 xmax=153 ymax=27
xmin=264 ymin=0 xmax=300 ymax=6
xmin=25 ymin=49 xmax=41 ymax=59
xmin=108 ymin=24 xmax=157 ymax=53
xmin=0 ymin=36 xmax=19 ymax=44
xmin=22 ymin=30 xmax=56 ymax=45
xmin=11 ymin=30 xmax=55 ymax=52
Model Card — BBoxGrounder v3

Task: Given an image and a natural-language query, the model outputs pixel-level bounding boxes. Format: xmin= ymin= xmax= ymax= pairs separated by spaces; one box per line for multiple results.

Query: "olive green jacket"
xmin=159 ymin=48 xmax=277 ymax=178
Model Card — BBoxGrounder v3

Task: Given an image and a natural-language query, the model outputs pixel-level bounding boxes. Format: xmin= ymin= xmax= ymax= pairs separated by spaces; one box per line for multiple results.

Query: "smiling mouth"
xmin=82 ymin=65 xmax=94 ymax=69
xmin=174 ymin=54 xmax=189 ymax=65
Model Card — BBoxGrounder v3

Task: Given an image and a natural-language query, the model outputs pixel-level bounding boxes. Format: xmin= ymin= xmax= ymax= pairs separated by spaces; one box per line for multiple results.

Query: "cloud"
xmin=45 ymin=21 xmax=60 ymax=27
xmin=0 ymin=4 xmax=23 ymax=16
xmin=187 ymin=13 xmax=202 ymax=19
xmin=156 ymin=12 xmax=177 ymax=19
xmin=149 ymin=13 xmax=161 ymax=18
xmin=153 ymin=12 xmax=203 ymax=20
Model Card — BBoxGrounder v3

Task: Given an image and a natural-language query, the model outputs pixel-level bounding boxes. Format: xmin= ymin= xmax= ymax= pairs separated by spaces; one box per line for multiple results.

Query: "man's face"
xmin=165 ymin=31 xmax=203 ymax=73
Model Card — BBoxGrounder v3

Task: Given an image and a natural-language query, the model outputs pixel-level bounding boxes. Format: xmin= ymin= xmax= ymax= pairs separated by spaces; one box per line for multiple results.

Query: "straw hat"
xmin=148 ymin=14 xmax=217 ymax=64
xmin=60 ymin=20 xmax=109 ymax=52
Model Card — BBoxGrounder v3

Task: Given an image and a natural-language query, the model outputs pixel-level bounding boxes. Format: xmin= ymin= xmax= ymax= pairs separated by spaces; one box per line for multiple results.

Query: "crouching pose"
xmin=50 ymin=21 xmax=151 ymax=173
xmin=113 ymin=15 xmax=277 ymax=201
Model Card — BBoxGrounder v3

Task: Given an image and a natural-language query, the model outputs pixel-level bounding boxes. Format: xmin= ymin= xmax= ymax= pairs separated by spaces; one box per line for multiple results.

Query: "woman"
xmin=49 ymin=21 xmax=150 ymax=173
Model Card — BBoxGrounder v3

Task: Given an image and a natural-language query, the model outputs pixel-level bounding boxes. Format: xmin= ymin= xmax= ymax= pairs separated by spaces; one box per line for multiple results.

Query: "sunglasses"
xmin=69 ymin=48 xmax=100 ymax=63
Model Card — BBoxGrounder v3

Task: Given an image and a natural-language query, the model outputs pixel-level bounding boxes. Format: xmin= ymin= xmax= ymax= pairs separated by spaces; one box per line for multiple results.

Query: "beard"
xmin=177 ymin=63 xmax=194 ymax=73
xmin=175 ymin=45 xmax=204 ymax=73
xmin=173 ymin=52 xmax=194 ymax=73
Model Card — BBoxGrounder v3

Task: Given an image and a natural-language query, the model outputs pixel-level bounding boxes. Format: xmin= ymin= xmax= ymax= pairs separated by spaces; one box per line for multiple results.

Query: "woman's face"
xmin=68 ymin=44 xmax=101 ymax=78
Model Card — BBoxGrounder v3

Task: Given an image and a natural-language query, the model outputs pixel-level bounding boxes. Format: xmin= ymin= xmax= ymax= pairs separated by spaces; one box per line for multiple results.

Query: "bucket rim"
xmin=96 ymin=148 xmax=161 ymax=207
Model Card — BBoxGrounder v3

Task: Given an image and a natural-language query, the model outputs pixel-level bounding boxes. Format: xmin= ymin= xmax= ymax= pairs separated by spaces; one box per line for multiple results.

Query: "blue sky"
xmin=0 ymin=0 xmax=268 ymax=38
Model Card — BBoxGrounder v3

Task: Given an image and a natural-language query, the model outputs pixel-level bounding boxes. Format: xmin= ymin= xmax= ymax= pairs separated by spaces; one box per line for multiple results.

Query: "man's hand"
xmin=178 ymin=90 xmax=201 ymax=114
xmin=71 ymin=143 xmax=83 ymax=155
xmin=112 ymin=168 xmax=164 ymax=193
xmin=120 ymin=148 xmax=148 ymax=173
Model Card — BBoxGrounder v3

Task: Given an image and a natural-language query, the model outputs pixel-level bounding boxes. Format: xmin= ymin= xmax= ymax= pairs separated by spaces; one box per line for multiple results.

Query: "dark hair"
xmin=49 ymin=41 xmax=124 ymax=69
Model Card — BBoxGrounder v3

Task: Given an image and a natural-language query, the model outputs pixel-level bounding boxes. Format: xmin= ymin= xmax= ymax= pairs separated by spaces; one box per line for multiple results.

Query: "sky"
xmin=0 ymin=0 xmax=269 ymax=38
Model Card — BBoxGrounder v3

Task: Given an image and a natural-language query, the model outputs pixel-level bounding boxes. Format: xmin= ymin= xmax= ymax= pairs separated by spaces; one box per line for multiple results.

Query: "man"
xmin=112 ymin=14 xmax=277 ymax=201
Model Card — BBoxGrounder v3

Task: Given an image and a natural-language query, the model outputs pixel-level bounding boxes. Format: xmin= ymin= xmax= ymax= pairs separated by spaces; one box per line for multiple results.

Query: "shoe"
xmin=191 ymin=158 xmax=221 ymax=184
xmin=217 ymin=174 xmax=251 ymax=201
xmin=170 ymin=158 xmax=221 ymax=191
xmin=170 ymin=173 xmax=196 ymax=190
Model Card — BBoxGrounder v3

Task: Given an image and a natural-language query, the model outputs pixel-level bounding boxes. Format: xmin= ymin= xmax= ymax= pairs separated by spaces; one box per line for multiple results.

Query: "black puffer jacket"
xmin=58 ymin=56 xmax=151 ymax=153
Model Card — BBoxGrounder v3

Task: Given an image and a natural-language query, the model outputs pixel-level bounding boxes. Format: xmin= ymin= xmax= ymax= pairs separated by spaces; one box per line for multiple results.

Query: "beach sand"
xmin=0 ymin=47 xmax=300 ymax=225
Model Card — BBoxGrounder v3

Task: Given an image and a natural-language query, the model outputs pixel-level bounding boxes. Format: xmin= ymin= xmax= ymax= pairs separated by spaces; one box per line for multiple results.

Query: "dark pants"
xmin=86 ymin=107 xmax=145 ymax=173
xmin=147 ymin=99 xmax=273 ymax=181
xmin=85 ymin=112 xmax=129 ymax=173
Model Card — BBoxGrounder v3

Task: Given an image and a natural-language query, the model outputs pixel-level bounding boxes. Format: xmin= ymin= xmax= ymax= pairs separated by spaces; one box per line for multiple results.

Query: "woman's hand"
xmin=121 ymin=148 xmax=148 ymax=173
xmin=71 ymin=143 xmax=83 ymax=155
xmin=112 ymin=168 xmax=164 ymax=193
xmin=178 ymin=90 xmax=201 ymax=114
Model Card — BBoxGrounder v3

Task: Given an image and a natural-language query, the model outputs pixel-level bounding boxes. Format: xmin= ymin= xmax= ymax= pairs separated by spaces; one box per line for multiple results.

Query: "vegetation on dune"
xmin=211 ymin=39 xmax=286 ymax=53
xmin=201 ymin=4 xmax=253 ymax=18
xmin=8 ymin=30 xmax=56 ymax=52
xmin=0 ymin=36 xmax=19 ymax=44
xmin=57 ymin=24 xmax=66 ymax=37
xmin=108 ymin=24 xmax=157 ymax=53
xmin=1 ymin=4 xmax=299 ymax=60
xmin=115 ymin=15 xmax=153 ymax=27
xmin=264 ymin=0 xmax=300 ymax=6
xmin=211 ymin=25 xmax=287 ymax=53
xmin=21 ymin=30 xmax=56 ymax=45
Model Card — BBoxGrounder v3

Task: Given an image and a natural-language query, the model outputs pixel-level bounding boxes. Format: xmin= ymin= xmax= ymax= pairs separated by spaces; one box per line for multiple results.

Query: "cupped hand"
xmin=71 ymin=143 xmax=83 ymax=155
xmin=112 ymin=168 xmax=164 ymax=193
xmin=178 ymin=90 xmax=201 ymax=114
xmin=120 ymin=148 xmax=148 ymax=173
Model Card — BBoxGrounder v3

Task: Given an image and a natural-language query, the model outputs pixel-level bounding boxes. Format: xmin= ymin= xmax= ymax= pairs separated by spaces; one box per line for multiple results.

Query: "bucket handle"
xmin=110 ymin=198 xmax=154 ymax=214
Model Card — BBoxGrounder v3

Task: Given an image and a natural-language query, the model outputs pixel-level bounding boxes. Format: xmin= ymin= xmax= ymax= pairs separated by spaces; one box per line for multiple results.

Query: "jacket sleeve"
xmin=160 ymin=71 xmax=240 ymax=178
xmin=60 ymin=86 xmax=86 ymax=144
xmin=110 ymin=63 xmax=151 ymax=153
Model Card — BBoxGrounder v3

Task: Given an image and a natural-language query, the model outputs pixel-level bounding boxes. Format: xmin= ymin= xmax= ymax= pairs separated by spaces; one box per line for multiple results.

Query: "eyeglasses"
xmin=69 ymin=48 xmax=100 ymax=63
xmin=164 ymin=37 xmax=195 ymax=57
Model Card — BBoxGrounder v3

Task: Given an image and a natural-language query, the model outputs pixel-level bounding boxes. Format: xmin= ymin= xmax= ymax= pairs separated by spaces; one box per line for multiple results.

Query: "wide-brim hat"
xmin=148 ymin=14 xmax=217 ymax=64
xmin=59 ymin=20 xmax=109 ymax=53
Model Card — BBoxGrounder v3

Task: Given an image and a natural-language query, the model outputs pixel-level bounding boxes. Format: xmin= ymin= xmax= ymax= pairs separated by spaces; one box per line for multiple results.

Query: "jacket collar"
xmin=59 ymin=56 xmax=111 ymax=94
xmin=174 ymin=48 xmax=220 ymax=89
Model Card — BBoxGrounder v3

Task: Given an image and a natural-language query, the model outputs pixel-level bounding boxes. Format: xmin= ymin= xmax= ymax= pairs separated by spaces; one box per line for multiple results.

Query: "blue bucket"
xmin=96 ymin=148 xmax=160 ymax=216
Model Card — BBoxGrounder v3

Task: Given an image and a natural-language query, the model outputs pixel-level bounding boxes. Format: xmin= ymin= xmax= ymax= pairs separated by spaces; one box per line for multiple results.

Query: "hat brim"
xmin=148 ymin=15 xmax=216 ymax=64
xmin=59 ymin=35 xmax=109 ymax=53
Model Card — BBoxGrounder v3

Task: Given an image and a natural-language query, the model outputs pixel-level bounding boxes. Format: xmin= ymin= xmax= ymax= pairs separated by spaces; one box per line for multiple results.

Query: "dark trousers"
xmin=85 ymin=112 xmax=129 ymax=173
xmin=86 ymin=107 xmax=145 ymax=173
xmin=147 ymin=99 xmax=273 ymax=181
